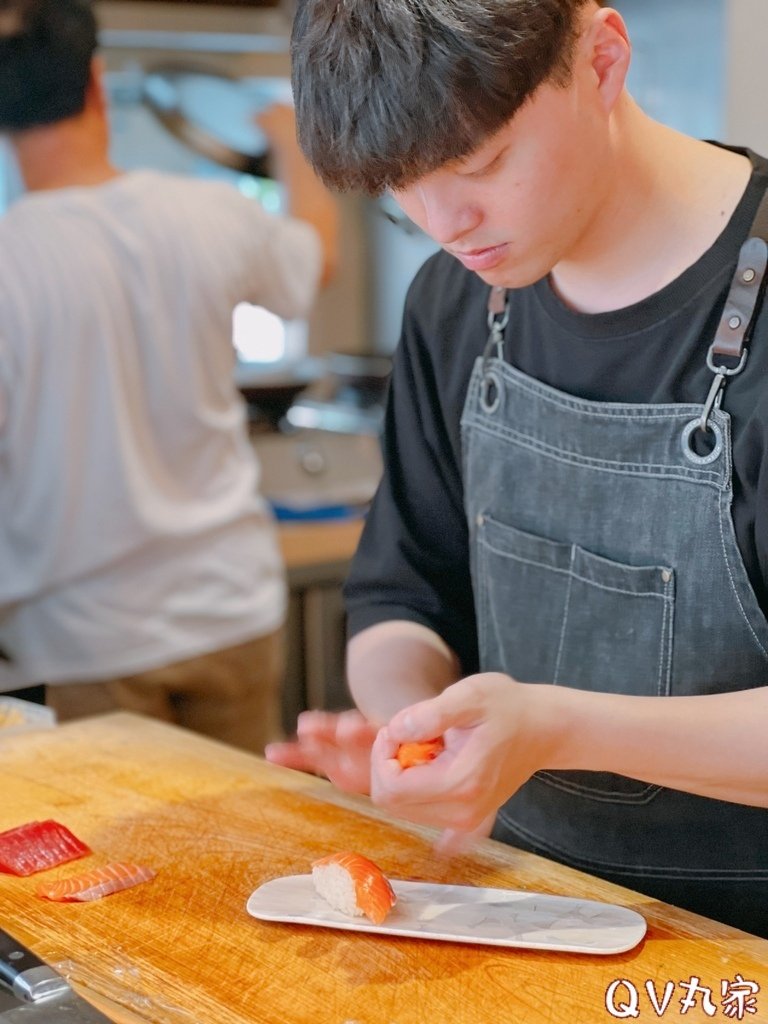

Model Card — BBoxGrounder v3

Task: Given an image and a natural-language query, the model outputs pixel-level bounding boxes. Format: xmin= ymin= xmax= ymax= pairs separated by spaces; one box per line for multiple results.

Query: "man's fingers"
xmin=296 ymin=709 xmax=347 ymax=742
xmin=372 ymin=724 xmax=400 ymax=760
xmin=296 ymin=709 xmax=376 ymax=748
xmin=336 ymin=708 xmax=377 ymax=746
xmin=370 ymin=793 xmax=490 ymax=832
xmin=264 ymin=741 xmax=318 ymax=773
xmin=387 ymin=680 xmax=484 ymax=744
xmin=265 ymin=732 xmax=339 ymax=775
xmin=433 ymin=828 xmax=477 ymax=857
xmin=433 ymin=812 xmax=496 ymax=857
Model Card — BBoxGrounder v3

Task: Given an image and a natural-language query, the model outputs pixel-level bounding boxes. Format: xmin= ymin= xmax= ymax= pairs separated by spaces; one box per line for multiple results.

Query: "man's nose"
xmin=415 ymin=183 xmax=482 ymax=247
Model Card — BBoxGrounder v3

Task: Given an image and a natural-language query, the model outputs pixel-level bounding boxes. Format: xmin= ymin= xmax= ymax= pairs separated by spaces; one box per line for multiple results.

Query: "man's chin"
xmin=472 ymin=264 xmax=548 ymax=290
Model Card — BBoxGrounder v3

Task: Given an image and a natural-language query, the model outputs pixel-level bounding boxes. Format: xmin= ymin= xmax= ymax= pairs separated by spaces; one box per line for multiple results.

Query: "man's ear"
xmin=583 ymin=7 xmax=631 ymax=113
xmin=88 ymin=55 xmax=110 ymax=117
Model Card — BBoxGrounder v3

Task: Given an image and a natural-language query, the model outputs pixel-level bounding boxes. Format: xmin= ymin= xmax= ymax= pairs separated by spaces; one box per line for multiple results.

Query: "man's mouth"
xmin=449 ymin=243 xmax=509 ymax=272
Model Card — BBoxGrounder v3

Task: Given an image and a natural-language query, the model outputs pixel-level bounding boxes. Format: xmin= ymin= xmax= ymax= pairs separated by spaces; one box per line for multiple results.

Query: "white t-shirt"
xmin=0 ymin=170 xmax=321 ymax=683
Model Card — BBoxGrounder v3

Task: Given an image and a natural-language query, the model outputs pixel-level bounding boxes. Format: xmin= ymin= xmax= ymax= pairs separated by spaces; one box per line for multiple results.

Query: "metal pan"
xmin=142 ymin=63 xmax=278 ymax=177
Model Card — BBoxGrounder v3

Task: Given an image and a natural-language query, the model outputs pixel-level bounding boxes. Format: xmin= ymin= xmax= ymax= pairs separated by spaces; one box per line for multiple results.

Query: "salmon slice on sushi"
xmin=311 ymin=851 xmax=396 ymax=925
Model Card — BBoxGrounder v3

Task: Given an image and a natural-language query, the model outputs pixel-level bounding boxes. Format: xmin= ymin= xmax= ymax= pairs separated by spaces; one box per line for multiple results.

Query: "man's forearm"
xmin=347 ymin=620 xmax=461 ymax=726
xmin=546 ymin=683 xmax=768 ymax=807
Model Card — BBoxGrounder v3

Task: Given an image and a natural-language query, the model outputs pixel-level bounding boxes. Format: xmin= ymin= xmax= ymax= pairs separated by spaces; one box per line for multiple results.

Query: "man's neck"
xmin=13 ymin=116 xmax=121 ymax=193
xmin=550 ymin=101 xmax=754 ymax=314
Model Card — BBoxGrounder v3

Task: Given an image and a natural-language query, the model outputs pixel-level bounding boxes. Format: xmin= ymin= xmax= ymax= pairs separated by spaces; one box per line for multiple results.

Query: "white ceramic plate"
xmin=246 ymin=875 xmax=647 ymax=955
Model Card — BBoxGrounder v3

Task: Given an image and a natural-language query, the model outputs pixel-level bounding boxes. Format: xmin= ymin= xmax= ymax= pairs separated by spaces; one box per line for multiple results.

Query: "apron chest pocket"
xmin=476 ymin=514 xmax=675 ymax=802
xmin=476 ymin=514 xmax=675 ymax=694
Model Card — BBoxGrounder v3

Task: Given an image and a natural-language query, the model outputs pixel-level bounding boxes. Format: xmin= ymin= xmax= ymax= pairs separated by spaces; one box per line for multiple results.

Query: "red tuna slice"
xmin=36 ymin=862 xmax=157 ymax=902
xmin=0 ymin=819 xmax=91 ymax=876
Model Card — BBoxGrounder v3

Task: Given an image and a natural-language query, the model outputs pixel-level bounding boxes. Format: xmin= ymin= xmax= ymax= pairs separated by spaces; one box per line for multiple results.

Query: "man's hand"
xmin=265 ymin=708 xmax=378 ymax=794
xmin=370 ymin=673 xmax=560 ymax=833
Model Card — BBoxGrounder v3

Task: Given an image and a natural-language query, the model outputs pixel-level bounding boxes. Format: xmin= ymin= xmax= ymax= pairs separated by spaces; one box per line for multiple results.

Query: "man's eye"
xmin=464 ymin=152 xmax=502 ymax=178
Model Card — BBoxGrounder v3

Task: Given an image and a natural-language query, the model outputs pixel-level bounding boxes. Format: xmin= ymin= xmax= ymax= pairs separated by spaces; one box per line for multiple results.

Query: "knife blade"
xmin=0 ymin=927 xmax=115 ymax=1022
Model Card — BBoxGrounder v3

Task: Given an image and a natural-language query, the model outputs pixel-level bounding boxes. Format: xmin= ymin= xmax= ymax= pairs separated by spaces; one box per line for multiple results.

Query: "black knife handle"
xmin=0 ymin=928 xmax=68 ymax=1002
xmin=0 ymin=927 xmax=45 ymax=972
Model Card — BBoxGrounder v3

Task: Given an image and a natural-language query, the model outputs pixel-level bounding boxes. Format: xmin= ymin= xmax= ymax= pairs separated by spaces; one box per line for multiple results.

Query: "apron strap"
xmin=487 ymin=285 xmax=507 ymax=319
xmin=484 ymin=285 xmax=509 ymax=361
xmin=751 ymin=185 xmax=768 ymax=244
xmin=709 ymin=189 xmax=768 ymax=366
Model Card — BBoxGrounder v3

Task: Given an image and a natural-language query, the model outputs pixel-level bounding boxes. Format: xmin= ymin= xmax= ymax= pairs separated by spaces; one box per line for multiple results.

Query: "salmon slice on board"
xmin=36 ymin=862 xmax=157 ymax=902
xmin=0 ymin=820 xmax=91 ymax=876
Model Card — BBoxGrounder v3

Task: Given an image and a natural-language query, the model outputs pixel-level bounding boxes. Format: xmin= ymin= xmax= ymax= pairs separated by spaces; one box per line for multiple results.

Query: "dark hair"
xmin=291 ymin=0 xmax=595 ymax=195
xmin=0 ymin=0 xmax=97 ymax=131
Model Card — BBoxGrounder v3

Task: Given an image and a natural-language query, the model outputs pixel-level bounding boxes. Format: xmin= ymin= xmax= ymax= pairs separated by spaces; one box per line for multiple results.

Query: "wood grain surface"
xmin=0 ymin=713 xmax=766 ymax=1024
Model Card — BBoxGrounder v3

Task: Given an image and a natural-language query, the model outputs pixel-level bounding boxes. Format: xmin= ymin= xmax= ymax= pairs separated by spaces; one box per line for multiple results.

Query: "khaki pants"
xmin=46 ymin=628 xmax=285 ymax=755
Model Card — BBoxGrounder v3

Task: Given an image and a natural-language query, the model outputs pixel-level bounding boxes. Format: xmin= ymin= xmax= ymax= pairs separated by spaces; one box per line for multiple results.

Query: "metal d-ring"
xmin=681 ymin=416 xmax=723 ymax=465
xmin=480 ymin=370 xmax=502 ymax=414
xmin=682 ymin=345 xmax=748 ymax=462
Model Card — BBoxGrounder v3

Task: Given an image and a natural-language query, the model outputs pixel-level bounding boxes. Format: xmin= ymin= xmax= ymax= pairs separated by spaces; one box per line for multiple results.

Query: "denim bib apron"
xmin=459 ymin=197 xmax=768 ymax=936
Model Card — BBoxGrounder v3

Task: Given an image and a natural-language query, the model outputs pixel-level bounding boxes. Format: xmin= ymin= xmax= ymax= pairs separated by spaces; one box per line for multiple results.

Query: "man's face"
xmin=391 ymin=73 xmax=611 ymax=290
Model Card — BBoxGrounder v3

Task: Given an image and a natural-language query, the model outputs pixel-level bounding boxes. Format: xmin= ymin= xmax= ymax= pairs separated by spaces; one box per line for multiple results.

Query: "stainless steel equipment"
xmin=286 ymin=353 xmax=392 ymax=435
xmin=141 ymin=63 xmax=274 ymax=177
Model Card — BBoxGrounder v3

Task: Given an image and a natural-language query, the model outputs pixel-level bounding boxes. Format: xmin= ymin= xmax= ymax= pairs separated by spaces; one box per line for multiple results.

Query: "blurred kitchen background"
xmin=2 ymin=0 xmax=768 ymax=721
xmin=3 ymin=0 xmax=768 ymax=415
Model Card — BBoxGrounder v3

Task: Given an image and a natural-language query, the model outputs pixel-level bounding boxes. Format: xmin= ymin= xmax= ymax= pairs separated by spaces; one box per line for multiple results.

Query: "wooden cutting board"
xmin=1 ymin=712 xmax=767 ymax=1024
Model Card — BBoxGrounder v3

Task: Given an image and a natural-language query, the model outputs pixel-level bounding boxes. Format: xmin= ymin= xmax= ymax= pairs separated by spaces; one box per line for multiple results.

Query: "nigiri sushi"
xmin=36 ymin=862 xmax=156 ymax=902
xmin=311 ymin=851 xmax=396 ymax=925
xmin=396 ymin=736 xmax=445 ymax=768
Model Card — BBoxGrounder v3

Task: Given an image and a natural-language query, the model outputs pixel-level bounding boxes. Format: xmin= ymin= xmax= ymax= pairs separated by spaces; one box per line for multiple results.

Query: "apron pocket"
xmin=476 ymin=514 xmax=675 ymax=802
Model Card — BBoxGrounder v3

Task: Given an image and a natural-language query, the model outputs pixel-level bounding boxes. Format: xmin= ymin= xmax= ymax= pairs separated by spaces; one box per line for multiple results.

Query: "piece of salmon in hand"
xmin=311 ymin=851 xmax=396 ymax=925
xmin=396 ymin=736 xmax=445 ymax=768
xmin=36 ymin=862 xmax=157 ymax=902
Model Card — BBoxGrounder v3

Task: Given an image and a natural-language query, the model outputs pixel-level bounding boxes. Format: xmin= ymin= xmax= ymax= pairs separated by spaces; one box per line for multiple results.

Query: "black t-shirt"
xmin=346 ymin=149 xmax=768 ymax=675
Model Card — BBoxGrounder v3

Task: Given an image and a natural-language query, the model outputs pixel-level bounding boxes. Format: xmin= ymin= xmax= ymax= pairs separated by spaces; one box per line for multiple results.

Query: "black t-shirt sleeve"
xmin=344 ymin=256 xmax=480 ymax=675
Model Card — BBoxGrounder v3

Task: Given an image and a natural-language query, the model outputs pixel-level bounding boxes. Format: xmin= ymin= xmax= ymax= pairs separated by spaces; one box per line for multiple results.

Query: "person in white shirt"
xmin=0 ymin=0 xmax=338 ymax=752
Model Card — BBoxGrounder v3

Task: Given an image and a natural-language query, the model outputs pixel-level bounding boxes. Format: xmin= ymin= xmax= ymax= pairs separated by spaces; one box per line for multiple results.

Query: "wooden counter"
xmin=1 ymin=713 xmax=767 ymax=1024
xmin=278 ymin=517 xmax=364 ymax=576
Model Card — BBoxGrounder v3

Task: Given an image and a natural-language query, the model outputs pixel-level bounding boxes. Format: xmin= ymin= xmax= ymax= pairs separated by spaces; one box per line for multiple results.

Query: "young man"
xmin=267 ymin=0 xmax=768 ymax=936
xmin=0 ymin=0 xmax=337 ymax=753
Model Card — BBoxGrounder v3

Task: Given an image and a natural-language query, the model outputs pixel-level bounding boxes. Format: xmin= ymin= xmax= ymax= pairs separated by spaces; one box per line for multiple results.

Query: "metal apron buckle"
xmin=481 ymin=287 xmax=509 ymax=414
xmin=682 ymin=232 xmax=768 ymax=463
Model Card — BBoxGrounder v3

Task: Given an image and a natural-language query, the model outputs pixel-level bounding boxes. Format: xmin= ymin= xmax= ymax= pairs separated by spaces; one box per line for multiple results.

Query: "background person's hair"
xmin=0 ymin=0 xmax=97 ymax=131
xmin=291 ymin=0 xmax=596 ymax=195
